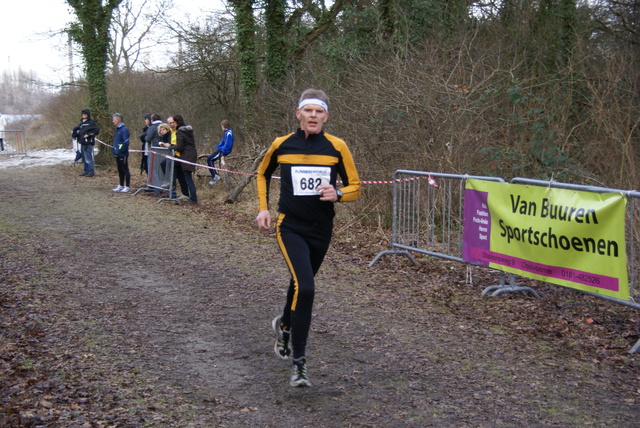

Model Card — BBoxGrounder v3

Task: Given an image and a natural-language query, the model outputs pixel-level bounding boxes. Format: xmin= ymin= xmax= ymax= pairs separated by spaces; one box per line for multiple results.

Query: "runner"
xmin=255 ymin=88 xmax=361 ymax=387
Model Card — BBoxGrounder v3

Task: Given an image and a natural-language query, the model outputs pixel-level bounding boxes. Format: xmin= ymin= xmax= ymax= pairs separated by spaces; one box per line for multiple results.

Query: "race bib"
xmin=291 ymin=166 xmax=331 ymax=196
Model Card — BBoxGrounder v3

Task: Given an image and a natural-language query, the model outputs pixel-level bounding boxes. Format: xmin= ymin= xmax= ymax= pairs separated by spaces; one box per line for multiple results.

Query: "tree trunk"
xmin=67 ymin=0 xmax=123 ymax=164
xmin=229 ymin=0 xmax=259 ymax=111
xmin=225 ymin=148 xmax=267 ymax=204
xmin=265 ymin=0 xmax=287 ymax=87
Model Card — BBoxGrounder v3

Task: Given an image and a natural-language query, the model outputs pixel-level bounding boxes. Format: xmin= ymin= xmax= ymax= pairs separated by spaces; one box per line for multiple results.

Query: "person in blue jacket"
xmin=111 ymin=113 xmax=131 ymax=193
xmin=207 ymin=119 xmax=234 ymax=185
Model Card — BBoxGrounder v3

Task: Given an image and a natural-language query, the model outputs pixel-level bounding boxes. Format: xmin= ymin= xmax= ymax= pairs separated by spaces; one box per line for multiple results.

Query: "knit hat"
xmin=81 ymin=109 xmax=91 ymax=117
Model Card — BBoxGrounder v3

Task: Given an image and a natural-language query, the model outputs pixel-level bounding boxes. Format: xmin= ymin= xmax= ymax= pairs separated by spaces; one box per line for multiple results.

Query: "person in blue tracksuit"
xmin=111 ymin=113 xmax=131 ymax=193
xmin=207 ymin=119 xmax=234 ymax=185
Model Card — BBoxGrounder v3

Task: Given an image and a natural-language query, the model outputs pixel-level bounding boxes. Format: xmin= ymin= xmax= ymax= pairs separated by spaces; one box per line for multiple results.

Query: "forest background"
xmin=1 ymin=0 xmax=639 ymax=223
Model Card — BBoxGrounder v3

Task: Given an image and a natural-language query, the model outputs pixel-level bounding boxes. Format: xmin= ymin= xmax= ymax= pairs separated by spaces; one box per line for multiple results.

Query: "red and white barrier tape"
xmin=95 ymin=138 xmax=438 ymax=186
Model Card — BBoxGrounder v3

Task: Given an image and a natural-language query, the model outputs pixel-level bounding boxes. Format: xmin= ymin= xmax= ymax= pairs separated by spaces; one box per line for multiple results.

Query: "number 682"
xmin=300 ymin=177 xmax=322 ymax=190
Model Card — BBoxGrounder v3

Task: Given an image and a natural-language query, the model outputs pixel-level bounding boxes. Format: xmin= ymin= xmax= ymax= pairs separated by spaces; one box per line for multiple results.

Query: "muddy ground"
xmin=1 ymin=163 xmax=639 ymax=427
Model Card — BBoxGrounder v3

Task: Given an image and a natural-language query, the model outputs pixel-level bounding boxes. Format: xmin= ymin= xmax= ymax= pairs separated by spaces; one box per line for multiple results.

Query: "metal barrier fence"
xmin=133 ymin=147 xmax=176 ymax=203
xmin=370 ymin=170 xmax=640 ymax=352
xmin=369 ymin=170 xmax=505 ymax=266
xmin=0 ymin=130 xmax=27 ymax=156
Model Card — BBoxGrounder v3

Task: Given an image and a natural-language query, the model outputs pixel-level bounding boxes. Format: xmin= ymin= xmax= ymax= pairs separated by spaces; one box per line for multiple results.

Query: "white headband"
xmin=298 ymin=98 xmax=328 ymax=112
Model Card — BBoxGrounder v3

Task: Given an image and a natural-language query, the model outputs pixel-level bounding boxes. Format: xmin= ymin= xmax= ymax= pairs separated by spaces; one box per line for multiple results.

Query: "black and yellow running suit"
xmin=257 ymin=128 xmax=360 ymax=360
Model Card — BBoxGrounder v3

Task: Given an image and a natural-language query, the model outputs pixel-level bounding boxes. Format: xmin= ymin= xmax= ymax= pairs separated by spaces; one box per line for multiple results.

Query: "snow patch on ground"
xmin=0 ymin=149 xmax=78 ymax=169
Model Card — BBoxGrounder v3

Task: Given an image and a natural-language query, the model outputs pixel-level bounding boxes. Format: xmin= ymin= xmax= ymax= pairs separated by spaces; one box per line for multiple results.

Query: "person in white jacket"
xmin=0 ymin=113 xmax=6 ymax=151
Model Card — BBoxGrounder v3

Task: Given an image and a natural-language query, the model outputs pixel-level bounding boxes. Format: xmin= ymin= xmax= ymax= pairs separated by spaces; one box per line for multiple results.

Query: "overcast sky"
xmin=2 ymin=0 xmax=224 ymax=86
xmin=2 ymin=0 xmax=74 ymax=84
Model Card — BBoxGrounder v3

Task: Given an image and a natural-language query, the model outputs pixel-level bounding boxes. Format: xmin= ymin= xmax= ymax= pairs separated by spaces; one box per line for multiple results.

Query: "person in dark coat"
xmin=139 ymin=113 xmax=151 ymax=175
xmin=172 ymin=115 xmax=198 ymax=204
xmin=145 ymin=114 xmax=163 ymax=148
xmin=72 ymin=109 xmax=100 ymax=177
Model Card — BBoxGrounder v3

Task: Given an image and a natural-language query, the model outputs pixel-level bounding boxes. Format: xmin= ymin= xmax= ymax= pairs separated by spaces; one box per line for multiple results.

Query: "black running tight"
xmin=276 ymin=213 xmax=332 ymax=360
xmin=116 ymin=156 xmax=130 ymax=187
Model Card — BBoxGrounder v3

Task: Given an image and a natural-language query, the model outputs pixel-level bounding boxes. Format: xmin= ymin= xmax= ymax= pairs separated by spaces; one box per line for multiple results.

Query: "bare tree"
xmin=166 ymin=16 xmax=240 ymax=117
xmin=593 ymin=0 xmax=640 ymax=47
xmin=109 ymin=0 xmax=173 ymax=74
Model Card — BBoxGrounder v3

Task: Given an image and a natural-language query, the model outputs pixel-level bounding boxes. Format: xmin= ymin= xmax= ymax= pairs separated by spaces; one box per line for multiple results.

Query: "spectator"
xmin=157 ymin=123 xmax=172 ymax=185
xmin=72 ymin=109 xmax=100 ymax=177
xmin=158 ymin=123 xmax=171 ymax=144
xmin=111 ymin=113 xmax=131 ymax=193
xmin=145 ymin=113 xmax=163 ymax=148
xmin=172 ymin=115 xmax=198 ymax=204
xmin=161 ymin=116 xmax=189 ymax=200
xmin=0 ymin=113 xmax=6 ymax=151
xmin=142 ymin=113 xmax=162 ymax=177
xmin=207 ymin=119 xmax=235 ymax=185
xmin=255 ymin=89 xmax=361 ymax=387
xmin=139 ymin=113 xmax=152 ymax=175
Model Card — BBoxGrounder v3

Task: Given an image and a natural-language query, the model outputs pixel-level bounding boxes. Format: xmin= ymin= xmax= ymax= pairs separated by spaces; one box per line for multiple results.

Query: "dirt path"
xmin=1 ymin=164 xmax=639 ymax=427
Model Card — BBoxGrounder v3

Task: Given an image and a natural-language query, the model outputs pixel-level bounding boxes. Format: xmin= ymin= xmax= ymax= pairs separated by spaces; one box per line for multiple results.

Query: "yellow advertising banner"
xmin=462 ymin=180 xmax=628 ymax=300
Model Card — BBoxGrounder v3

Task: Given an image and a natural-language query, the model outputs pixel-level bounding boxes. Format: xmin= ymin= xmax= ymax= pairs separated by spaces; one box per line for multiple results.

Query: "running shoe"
xmin=290 ymin=358 xmax=311 ymax=387
xmin=271 ymin=316 xmax=291 ymax=360
xmin=112 ymin=185 xmax=123 ymax=192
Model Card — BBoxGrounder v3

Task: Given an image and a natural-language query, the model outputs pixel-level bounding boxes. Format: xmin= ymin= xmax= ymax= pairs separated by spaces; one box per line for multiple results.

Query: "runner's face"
xmin=296 ymin=104 xmax=328 ymax=135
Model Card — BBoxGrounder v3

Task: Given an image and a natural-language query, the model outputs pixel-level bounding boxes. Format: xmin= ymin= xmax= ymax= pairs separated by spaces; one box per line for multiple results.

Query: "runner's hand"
xmin=256 ymin=209 xmax=271 ymax=230
xmin=318 ymin=184 xmax=338 ymax=202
